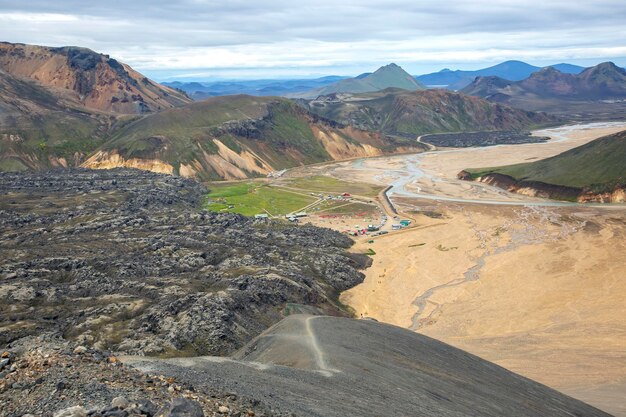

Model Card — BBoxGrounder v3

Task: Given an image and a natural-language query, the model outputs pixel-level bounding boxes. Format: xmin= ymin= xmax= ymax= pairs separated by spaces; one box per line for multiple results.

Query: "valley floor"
xmin=341 ymin=201 xmax=626 ymax=416
xmin=304 ymin=121 xmax=626 ymax=416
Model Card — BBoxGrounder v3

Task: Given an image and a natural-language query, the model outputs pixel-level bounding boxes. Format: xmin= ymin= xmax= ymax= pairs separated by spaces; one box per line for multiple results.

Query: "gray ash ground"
xmin=421 ymin=130 xmax=549 ymax=147
xmin=0 ymin=168 xmax=369 ymax=415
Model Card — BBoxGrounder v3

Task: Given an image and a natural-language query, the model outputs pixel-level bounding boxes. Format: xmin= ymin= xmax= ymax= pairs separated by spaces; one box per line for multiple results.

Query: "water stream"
xmin=356 ymin=121 xmax=626 ymax=208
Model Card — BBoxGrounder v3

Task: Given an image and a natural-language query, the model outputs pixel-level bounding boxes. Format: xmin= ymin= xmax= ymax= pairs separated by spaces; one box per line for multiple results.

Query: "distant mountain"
xmin=82 ymin=95 xmax=424 ymax=180
xmin=0 ymin=42 xmax=191 ymax=113
xmin=291 ymin=64 xmax=425 ymax=99
xmin=163 ymin=76 xmax=348 ymax=100
xmin=461 ymin=62 xmax=626 ymax=113
xmin=416 ymin=60 xmax=586 ymax=90
xmin=516 ymin=67 xmax=579 ymax=96
xmin=551 ymin=63 xmax=586 ymax=74
xmin=461 ymin=130 xmax=626 ymax=202
xmin=299 ymin=88 xmax=556 ymax=138
xmin=576 ymin=62 xmax=626 ymax=97
xmin=459 ymin=76 xmax=514 ymax=101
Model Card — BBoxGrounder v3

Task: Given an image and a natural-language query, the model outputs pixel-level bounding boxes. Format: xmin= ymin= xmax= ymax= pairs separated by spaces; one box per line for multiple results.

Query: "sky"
xmin=0 ymin=0 xmax=625 ymax=81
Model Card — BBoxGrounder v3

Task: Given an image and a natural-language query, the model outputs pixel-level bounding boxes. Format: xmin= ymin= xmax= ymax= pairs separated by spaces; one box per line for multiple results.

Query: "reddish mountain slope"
xmin=0 ymin=42 xmax=191 ymax=114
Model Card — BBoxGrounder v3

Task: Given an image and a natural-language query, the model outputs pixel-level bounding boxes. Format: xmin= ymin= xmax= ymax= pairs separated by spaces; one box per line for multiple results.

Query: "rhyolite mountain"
xmin=416 ymin=60 xmax=586 ymax=90
xmin=299 ymin=88 xmax=556 ymax=138
xmin=460 ymin=129 xmax=626 ymax=202
xmin=291 ymin=63 xmax=425 ymax=98
xmin=0 ymin=42 xmax=191 ymax=114
xmin=0 ymin=69 xmax=114 ymax=172
xmin=0 ymin=41 xmax=192 ymax=172
xmin=461 ymin=62 xmax=626 ymax=112
xmin=83 ymin=95 xmax=425 ymax=180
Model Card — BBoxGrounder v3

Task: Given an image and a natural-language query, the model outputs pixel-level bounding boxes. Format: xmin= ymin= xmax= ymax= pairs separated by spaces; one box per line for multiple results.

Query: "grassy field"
xmin=283 ymin=175 xmax=383 ymax=198
xmin=317 ymin=201 xmax=378 ymax=216
xmin=206 ymin=182 xmax=317 ymax=217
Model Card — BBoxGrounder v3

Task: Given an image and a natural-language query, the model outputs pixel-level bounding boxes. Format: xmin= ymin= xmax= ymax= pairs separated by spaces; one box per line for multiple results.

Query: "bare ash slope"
xmin=126 ymin=314 xmax=611 ymax=417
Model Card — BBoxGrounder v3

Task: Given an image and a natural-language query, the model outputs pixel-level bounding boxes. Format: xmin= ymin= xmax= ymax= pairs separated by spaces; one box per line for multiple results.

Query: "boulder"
xmin=156 ymin=398 xmax=204 ymax=417
xmin=53 ymin=406 xmax=87 ymax=417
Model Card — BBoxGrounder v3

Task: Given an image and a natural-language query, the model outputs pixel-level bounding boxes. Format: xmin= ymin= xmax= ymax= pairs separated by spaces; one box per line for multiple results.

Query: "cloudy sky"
xmin=0 ymin=0 xmax=625 ymax=80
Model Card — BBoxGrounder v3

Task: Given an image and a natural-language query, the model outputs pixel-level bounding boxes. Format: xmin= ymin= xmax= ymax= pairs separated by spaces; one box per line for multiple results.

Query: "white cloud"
xmin=0 ymin=0 xmax=624 ymax=78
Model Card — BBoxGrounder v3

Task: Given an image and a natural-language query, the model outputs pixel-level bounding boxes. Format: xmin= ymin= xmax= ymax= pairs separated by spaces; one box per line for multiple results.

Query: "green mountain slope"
xmin=463 ymin=130 xmax=626 ymax=202
xmin=292 ymin=64 xmax=425 ymax=98
xmin=0 ymin=70 xmax=117 ymax=171
xmin=467 ymin=130 xmax=626 ymax=190
xmin=83 ymin=95 xmax=424 ymax=180
xmin=300 ymin=88 xmax=556 ymax=137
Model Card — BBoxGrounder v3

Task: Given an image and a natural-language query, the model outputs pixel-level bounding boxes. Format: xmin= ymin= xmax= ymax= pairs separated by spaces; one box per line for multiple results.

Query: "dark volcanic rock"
xmin=421 ymin=130 xmax=549 ymax=147
xmin=0 ymin=338 xmax=262 ymax=417
xmin=0 ymin=168 xmax=367 ymax=356
xmin=156 ymin=398 xmax=204 ymax=417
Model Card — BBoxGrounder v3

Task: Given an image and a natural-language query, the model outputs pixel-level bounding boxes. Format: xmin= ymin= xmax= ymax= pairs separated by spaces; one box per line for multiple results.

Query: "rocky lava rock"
xmin=0 ymin=168 xmax=369 ymax=356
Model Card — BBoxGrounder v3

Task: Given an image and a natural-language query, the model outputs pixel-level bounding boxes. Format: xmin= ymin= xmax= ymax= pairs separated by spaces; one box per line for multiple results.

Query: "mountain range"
xmin=163 ymin=76 xmax=348 ymax=100
xmin=165 ymin=60 xmax=597 ymax=99
xmin=416 ymin=60 xmax=586 ymax=90
xmin=461 ymin=62 xmax=626 ymax=113
xmin=82 ymin=95 xmax=425 ymax=180
xmin=167 ymin=63 xmax=425 ymax=100
xmin=299 ymin=88 xmax=555 ymax=137
xmin=0 ymin=42 xmax=558 ymax=179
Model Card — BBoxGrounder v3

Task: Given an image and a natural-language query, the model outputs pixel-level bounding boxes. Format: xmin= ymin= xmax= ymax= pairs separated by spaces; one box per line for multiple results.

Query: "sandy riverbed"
xmin=336 ymin=122 xmax=626 ymax=416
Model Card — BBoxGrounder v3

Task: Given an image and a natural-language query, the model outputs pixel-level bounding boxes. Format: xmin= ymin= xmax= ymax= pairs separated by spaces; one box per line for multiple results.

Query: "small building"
xmin=392 ymin=224 xmax=403 ymax=230
xmin=367 ymin=225 xmax=380 ymax=232
xmin=254 ymin=213 xmax=269 ymax=219
xmin=294 ymin=212 xmax=308 ymax=218
xmin=400 ymin=220 xmax=411 ymax=227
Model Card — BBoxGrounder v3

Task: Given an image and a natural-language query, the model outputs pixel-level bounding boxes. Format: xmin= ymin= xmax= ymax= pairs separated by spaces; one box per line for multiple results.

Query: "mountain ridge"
xmin=461 ymin=62 xmax=626 ymax=105
xmin=416 ymin=60 xmax=586 ymax=90
xmin=299 ymin=88 xmax=556 ymax=138
xmin=0 ymin=41 xmax=191 ymax=114
xmin=82 ymin=94 xmax=425 ymax=180
xmin=163 ymin=76 xmax=349 ymax=100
